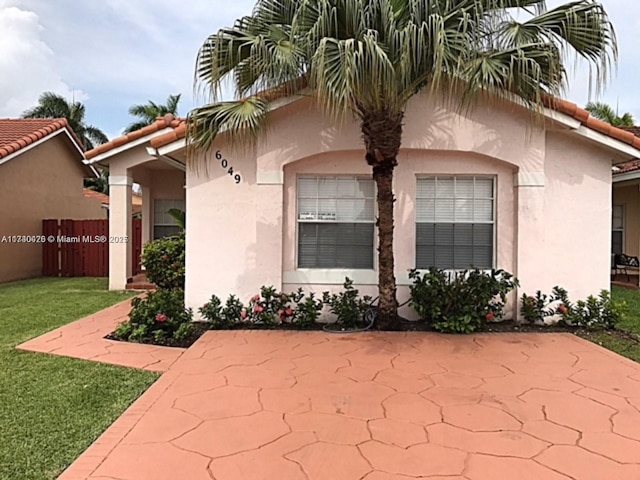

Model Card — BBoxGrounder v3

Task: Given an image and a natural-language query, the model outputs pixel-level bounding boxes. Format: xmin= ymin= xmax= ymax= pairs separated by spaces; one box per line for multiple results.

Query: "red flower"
xmin=558 ymin=304 xmax=568 ymax=315
xmin=485 ymin=311 xmax=495 ymax=321
xmin=252 ymin=294 xmax=260 ymax=302
xmin=155 ymin=313 xmax=168 ymax=323
xmin=253 ymin=305 xmax=264 ymax=313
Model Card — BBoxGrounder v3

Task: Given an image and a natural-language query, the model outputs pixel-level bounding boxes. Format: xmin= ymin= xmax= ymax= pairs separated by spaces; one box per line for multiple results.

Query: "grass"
xmin=0 ymin=277 xmax=159 ymax=480
xmin=577 ymin=285 xmax=640 ymax=363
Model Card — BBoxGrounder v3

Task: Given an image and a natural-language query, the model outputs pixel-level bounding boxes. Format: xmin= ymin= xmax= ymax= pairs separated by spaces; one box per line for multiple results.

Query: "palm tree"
xmin=124 ymin=94 xmax=182 ymax=134
xmin=84 ymin=167 xmax=109 ymax=194
xmin=189 ymin=0 xmax=616 ymax=330
xmin=22 ymin=92 xmax=108 ymax=150
xmin=585 ymin=101 xmax=634 ymax=127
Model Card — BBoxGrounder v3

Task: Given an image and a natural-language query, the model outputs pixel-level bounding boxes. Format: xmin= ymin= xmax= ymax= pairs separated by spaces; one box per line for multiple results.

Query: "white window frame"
xmin=414 ymin=175 xmax=497 ymax=271
xmin=612 ymin=204 xmax=624 ymax=254
xmin=294 ymin=174 xmax=377 ymax=273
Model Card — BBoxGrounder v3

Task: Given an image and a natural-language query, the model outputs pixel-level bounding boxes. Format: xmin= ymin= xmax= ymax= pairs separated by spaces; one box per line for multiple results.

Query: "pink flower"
xmin=284 ymin=307 xmax=293 ymax=317
xmin=558 ymin=304 xmax=568 ymax=315
xmin=240 ymin=309 xmax=247 ymax=320
xmin=485 ymin=311 xmax=495 ymax=321
xmin=252 ymin=294 xmax=260 ymax=302
xmin=155 ymin=313 xmax=167 ymax=323
xmin=253 ymin=305 xmax=264 ymax=313
xmin=277 ymin=309 xmax=284 ymax=317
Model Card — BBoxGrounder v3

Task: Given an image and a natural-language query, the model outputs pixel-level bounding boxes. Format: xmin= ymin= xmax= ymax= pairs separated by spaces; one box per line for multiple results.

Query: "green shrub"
xmin=117 ymin=289 xmax=193 ymax=343
xmin=552 ymin=287 xmax=625 ymax=330
xmin=200 ymin=287 xmax=324 ymax=329
xmin=520 ymin=290 xmax=558 ymax=324
xmin=409 ymin=268 xmax=518 ymax=334
xmin=141 ymin=233 xmax=185 ymax=290
xmin=322 ymin=278 xmax=372 ymax=329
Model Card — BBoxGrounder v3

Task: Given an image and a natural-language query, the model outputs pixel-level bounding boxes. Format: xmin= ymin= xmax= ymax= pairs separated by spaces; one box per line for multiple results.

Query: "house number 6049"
xmin=215 ymin=150 xmax=241 ymax=184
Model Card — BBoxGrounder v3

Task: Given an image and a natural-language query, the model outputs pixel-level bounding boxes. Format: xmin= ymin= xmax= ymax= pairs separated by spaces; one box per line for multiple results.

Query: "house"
xmin=611 ymin=129 xmax=640 ymax=283
xmin=83 ymin=188 xmax=144 ymax=216
xmin=0 ymin=118 xmax=106 ymax=283
xmin=85 ymin=92 xmax=640 ymax=318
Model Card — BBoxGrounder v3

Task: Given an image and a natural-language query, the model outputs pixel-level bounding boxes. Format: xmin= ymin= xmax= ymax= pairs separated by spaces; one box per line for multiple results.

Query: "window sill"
xmin=283 ymin=269 xmax=378 ymax=285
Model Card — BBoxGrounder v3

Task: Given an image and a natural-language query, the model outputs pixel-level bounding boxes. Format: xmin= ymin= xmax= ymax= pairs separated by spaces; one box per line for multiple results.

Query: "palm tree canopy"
xmin=22 ymin=92 xmax=108 ymax=150
xmin=124 ymin=94 xmax=182 ymax=134
xmin=585 ymin=101 xmax=634 ymax=127
xmin=189 ymin=0 xmax=617 ymax=153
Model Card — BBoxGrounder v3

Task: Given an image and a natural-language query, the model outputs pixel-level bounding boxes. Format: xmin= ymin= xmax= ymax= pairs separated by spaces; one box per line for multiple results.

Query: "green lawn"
xmin=578 ymin=285 xmax=640 ymax=363
xmin=0 ymin=277 xmax=159 ymax=480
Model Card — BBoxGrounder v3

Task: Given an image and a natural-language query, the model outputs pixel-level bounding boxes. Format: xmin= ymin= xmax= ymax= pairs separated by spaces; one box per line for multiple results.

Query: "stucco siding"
xmin=535 ymin=132 xmax=612 ymax=300
xmin=183 ymin=91 xmax=614 ymax=320
xmin=0 ymin=136 xmax=105 ymax=282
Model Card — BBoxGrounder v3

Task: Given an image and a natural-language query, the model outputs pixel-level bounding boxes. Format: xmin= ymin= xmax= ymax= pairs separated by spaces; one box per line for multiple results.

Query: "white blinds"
xmin=298 ymin=176 xmax=375 ymax=223
xmin=416 ymin=177 xmax=494 ymax=223
xmin=154 ymin=199 xmax=186 ymax=226
xmin=613 ymin=205 xmax=624 ymax=230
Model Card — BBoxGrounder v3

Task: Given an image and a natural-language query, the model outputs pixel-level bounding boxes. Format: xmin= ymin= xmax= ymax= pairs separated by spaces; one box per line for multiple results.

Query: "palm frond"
xmin=187 ymin=96 xmax=270 ymax=156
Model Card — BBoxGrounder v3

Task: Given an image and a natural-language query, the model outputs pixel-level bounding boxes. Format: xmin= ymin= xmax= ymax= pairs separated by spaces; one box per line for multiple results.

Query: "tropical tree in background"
xmin=22 ymin=92 xmax=108 ymax=150
xmin=585 ymin=101 xmax=634 ymax=126
xmin=84 ymin=168 xmax=109 ymax=194
xmin=124 ymin=94 xmax=182 ymax=133
xmin=189 ymin=0 xmax=616 ymax=329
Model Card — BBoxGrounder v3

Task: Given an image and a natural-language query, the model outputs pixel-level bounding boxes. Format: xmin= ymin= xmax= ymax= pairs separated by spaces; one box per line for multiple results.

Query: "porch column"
xmin=109 ymin=174 xmax=133 ymax=290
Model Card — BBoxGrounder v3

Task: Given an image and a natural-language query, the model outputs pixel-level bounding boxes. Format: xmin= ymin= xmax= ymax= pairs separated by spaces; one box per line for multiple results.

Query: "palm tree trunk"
xmin=361 ymin=109 xmax=403 ymax=330
xmin=373 ymin=162 xmax=399 ymax=329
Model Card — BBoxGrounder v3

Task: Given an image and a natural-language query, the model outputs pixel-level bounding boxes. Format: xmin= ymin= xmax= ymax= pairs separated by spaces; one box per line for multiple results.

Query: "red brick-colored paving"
xmin=53 ymin=329 xmax=640 ymax=480
xmin=17 ymin=298 xmax=184 ymax=372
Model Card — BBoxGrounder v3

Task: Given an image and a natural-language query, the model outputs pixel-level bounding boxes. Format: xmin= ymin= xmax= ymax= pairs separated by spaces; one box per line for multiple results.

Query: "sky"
xmin=1 ymin=0 xmax=639 ymax=140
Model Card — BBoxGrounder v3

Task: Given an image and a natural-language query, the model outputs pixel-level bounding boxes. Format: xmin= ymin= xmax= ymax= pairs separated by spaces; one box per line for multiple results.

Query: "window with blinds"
xmin=154 ymin=199 xmax=185 ymax=239
xmin=416 ymin=176 xmax=494 ymax=269
xmin=612 ymin=205 xmax=624 ymax=255
xmin=297 ymin=176 xmax=375 ymax=268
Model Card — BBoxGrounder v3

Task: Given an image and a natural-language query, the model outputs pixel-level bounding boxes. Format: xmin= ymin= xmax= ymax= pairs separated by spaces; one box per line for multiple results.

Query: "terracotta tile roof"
xmin=82 ymin=189 xmax=144 ymax=206
xmin=0 ymin=118 xmax=84 ymax=160
xmin=85 ymin=95 xmax=640 ymax=158
xmin=83 ymin=188 xmax=110 ymax=204
xmin=85 ymin=114 xmax=185 ymax=160
xmin=611 ymin=128 xmax=640 ymax=175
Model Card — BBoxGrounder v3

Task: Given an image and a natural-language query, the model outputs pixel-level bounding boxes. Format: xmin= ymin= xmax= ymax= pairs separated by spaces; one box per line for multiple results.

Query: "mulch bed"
xmin=106 ymin=319 xmax=640 ymax=349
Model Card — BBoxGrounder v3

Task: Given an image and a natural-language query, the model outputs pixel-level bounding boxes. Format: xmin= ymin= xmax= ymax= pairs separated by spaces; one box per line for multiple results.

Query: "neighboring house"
xmin=83 ymin=188 xmax=143 ymax=216
xmin=0 ymin=118 xmax=106 ymax=283
xmin=85 ymin=93 xmax=640 ymax=318
xmin=612 ymin=127 xmax=640 ymax=261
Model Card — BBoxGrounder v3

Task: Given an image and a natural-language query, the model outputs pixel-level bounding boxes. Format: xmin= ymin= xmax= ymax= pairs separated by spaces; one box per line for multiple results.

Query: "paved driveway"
xmin=60 ymin=330 xmax=640 ymax=480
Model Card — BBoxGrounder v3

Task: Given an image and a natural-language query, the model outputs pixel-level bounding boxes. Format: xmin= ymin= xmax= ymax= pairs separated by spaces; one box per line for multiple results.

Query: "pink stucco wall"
xmin=185 ymin=91 xmax=615 ymax=319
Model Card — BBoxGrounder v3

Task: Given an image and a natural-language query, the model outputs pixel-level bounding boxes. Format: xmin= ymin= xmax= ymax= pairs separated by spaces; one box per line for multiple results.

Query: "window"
xmin=297 ymin=176 xmax=375 ymax=268
xmin=154 ymin=199 xmax=185 ymax=239
xmin=416 ymin=176 xmax=494 ymax=269
xmin=612 ymin=205 xmax=624 ymax=255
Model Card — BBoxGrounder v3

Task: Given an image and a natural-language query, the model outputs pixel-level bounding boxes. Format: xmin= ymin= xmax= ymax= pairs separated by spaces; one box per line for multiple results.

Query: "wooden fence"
xmin=43 ymin=218 xmax=142 ymax=277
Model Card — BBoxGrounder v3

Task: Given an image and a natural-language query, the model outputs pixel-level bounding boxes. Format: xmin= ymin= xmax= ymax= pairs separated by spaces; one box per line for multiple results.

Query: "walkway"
xmin=19 ymin=303 xmax=640 ymax=479
xmin=18 ymin=299 xmax=184 ymax=371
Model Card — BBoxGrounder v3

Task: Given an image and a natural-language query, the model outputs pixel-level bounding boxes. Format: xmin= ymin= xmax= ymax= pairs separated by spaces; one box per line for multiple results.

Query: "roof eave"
xmin=0 ymin=128 xmax=92 ymax=176
xmin=84 ymin=127 xmax=176 ymax=165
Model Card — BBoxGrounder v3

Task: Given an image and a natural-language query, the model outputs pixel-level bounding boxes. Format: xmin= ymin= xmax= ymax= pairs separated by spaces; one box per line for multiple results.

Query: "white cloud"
xmin=0 ymin=5 xmax=86 ymax=117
